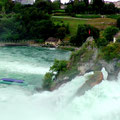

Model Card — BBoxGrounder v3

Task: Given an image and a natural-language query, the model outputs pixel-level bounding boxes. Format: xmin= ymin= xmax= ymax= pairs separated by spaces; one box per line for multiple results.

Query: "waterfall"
xmin=0 ymin=69 xmax=120 ymax=120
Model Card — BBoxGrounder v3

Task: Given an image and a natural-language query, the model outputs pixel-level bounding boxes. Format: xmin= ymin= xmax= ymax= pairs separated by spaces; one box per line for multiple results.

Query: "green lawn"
xmin=52 ymin=16 xmax=116 ymax=41
xmin=52 ymin=17 xmax=86 ymax=39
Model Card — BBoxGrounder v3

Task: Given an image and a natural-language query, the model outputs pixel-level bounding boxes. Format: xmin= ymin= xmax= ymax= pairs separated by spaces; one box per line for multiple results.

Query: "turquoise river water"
xmin=0 ymin=47 xmax=120 ymax=120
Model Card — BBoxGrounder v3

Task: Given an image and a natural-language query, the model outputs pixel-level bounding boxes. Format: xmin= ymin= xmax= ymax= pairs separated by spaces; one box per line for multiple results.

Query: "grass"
xmin=75 ymin=14 xmax=101 ymax=18
xmin=87 ymin=18 xmax=116 ymax=30
xmin=52 ymin=16 xmax=116 ymax=40
xmin=52 ymin=17 xmax=86 ymax=37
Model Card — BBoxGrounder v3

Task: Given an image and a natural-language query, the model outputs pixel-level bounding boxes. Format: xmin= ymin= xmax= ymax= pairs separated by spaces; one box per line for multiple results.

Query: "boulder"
xmin=76 ymin=71 xmax=103 ymax=96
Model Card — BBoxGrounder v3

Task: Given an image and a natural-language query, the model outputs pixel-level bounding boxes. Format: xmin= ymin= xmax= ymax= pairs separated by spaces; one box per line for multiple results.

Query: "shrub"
xmin=95 ymin=38 xmax=108 ymax=47
xmin=42 ymin=72 xmax=53 ymax=90
xmin=103 ymin=26 xmax=119 ymax=42
xmin=107 ymin=14 xmax=120 ymax=19
xmin=50 ymin=59 xmax=68 ymax=74
xmin=117 ymin=17 xmax=120 ymax=29
xmin=70 ymin=24 xmax=99 ymax=46
xmin=101 ymin=43 xmax=120 ymax=61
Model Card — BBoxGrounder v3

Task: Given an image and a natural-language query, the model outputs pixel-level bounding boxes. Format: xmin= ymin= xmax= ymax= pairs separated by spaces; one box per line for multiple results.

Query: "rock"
xmin=76 ymin=71 xmax=103 ymax=96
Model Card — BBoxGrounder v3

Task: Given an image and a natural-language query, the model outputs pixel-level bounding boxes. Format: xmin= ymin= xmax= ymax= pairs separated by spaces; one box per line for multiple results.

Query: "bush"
xmin=42 ymin=72 xmax=53 ymax=90
xmin=103 ymin=26 xmax=119 ymax=42
xmin=70 ymin=24 xmax=99 ymax=46
xmin=107 ymin=14 xmax=120 ymax=19
xmin=50 ymin=59 xmax=68 ymax=74
xmin=95 ymin=38 xmax=108 ymax=47
xmin=101 ymin=43 xmax=120 ymax=61
xmin=117 ymin=17 xmax=120 ymax=29
xmin=35 ymin=39 xmax=44 ymax=43
xmin=52 ymin=9 xmax=65 ymax=13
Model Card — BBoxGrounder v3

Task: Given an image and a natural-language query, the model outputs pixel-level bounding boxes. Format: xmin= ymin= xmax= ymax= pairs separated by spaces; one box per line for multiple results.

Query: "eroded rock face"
xmin=50 ymin=37 xmax=120 ymax=91
xmin=76 ymin=71 xmax=103 ymax=96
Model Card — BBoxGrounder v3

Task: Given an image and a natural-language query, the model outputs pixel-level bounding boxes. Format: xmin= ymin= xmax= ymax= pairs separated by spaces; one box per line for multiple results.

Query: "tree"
xmin=117 ymin=17 xmax=120 ymax=29
xmin=103 ymin=26 xmax=119 ymax=42
xmin=56 ymin=27 xmax=66 ymax=39
xmin=70 ymin=24 xmax=99 ymax=46
xmin=84 ymin=0 xmax=89 ymax=6
xmin=65 ymin=4 xmax=73 ymax=15
xmin=0 ymin=0 xmax=12 ymax=13
xmin=50 ymin=59 xmax=68 ymax=74
xmin=103 ymin=3 xmax=116 ymax=14
xmin=42 ymin=72 xmax=53 ymax=90
xmin=73 ymin=2 xmax=86 ymax=14
xmin=92 ymin=0 xmax=104 ymax=13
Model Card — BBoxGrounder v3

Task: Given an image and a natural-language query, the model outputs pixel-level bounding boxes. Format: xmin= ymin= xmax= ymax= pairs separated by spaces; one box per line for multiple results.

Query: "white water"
xmin=1 ymin=69 xmax=120 ymax=120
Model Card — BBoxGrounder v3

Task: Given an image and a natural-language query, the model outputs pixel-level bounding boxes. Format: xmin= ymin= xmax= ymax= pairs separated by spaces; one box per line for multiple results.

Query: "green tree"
xmin=84 ymin=0 xmax=89 ymax=6
xmin=95 ymin=38 xmax=108 ymax=47
xmin=42 ymin=72 xmax=53 ymax=90
xmin=102 ymin=43 xmax=120 ymax=61
xmin=56 ymin=27 xmax=66 ymax=39
xmin=92 ymin=0 xmax=104 ymax=13
xmin=117 ymin=17 xmax=120 ymax=29
xmin=50 ymin=59 xmax=68 ymax=74
xmin=70 ymin=24 xmax=99 ymax=46
xmin=0 ymin=0 xmax=9 ymax=13
xmin=103 ymin=26 xmax=119 ymax=42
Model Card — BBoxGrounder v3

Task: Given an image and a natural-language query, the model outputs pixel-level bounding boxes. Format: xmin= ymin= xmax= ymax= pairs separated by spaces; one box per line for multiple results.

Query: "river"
xmin=0 ymin=46 xmax=120 ymax=120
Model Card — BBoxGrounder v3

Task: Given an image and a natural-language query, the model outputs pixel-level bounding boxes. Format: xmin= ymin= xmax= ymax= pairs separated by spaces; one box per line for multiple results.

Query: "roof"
xmin=46 ymin=37 xmax=60 ymax=42
xmin=114 ymin=32 xmax=120 ymax=38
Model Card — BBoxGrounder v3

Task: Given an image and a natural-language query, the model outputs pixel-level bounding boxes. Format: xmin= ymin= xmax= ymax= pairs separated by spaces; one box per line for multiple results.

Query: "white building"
xmin=12 ymin=0 xmax=35 ymax=5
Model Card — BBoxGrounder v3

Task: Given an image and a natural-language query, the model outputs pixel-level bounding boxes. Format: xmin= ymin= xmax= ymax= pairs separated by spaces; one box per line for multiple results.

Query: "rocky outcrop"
xmin=50 ymin=37 xmax=120 ymax=92
xmin=76 ymin=71 xmax=103 ymax=96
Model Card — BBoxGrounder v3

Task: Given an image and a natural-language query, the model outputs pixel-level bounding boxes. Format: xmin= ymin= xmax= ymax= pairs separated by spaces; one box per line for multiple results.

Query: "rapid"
xmin=0 ymin=47 xmax=120 ymax=120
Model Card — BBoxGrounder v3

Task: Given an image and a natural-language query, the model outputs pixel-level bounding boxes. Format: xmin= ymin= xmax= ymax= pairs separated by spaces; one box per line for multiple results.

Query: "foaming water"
xmin=0 ymin=70 xmax=120 ymax=120
xmin=0 ymin=46 xmax=70 ymax=86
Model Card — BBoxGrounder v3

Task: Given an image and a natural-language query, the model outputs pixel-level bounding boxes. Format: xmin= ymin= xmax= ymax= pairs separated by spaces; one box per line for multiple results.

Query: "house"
xmin=60 ymin=5 xmax=67 ymax=9
xmin=45 ymin=37 xmax=61 ymax=46
xmin=113 ymin=32 xmax=120 ymax=43
xmin=12 ymin=0 xmax=34 ymax=5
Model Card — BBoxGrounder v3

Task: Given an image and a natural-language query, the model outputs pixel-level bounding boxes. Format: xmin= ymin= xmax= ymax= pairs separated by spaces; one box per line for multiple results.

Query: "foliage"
xmin=52 ymin=9 xmax=65 ymax=13
xmin=102 ymin=3 xmax=117 ymax=14
xmin=95 ymin=38 xmax=108 ymax=47
xmin=117 ymin=17 xmax=120 ymax=29
xmin=0 ymin=14 xmax=24 ymax=42
xmin=107 ymin=14 xmax=120 ymax=19
xmin=101 ymin=43 xmax=120 ymax=61
xmin=56 ymin=27 xmax=66 ymax=39
xmin=65 ymin=0 xmax=118 ymax=15
xmin=42 ymin=72 xmax=53 ymax=90
xmin=50 ymin=59 xmax=68 ymax=74
xmin=70 ymin=24 xmax=99 ymax=46
xmin=103 ymin=26 xmax=119 ymax=42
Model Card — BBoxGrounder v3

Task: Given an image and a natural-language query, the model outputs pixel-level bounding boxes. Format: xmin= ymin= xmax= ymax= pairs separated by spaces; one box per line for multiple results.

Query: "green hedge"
xmin=107 ymin=14 xmax=120 ymax=19
xmin=75 ymin=14 xmax=101 ymax=18
xmin=52 ymin=9 xmax=65 ymax=13
xmin=53 ymin=13 xmax=68 ymax=16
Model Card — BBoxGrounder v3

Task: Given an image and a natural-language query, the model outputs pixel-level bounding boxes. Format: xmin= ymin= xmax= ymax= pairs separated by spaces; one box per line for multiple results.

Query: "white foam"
xmin=0 ymin=71 xmax=120 ymax=120
xmin=0 ymin=61 xmax=49 ymax=75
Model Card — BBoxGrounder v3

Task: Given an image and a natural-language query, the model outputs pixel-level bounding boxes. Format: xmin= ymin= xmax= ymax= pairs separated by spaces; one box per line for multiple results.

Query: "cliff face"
xmin=50 ymin=37 xmax=120 ymax=91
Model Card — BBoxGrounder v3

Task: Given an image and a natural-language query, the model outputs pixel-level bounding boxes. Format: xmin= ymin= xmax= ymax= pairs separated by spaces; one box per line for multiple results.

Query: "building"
xmin=104 ymin=0 xmax=120 ymax=8
xmin=113 ymin=32 xmax=120 ymax=43
xmin=12 ymin=0 xmax=35 ymax=5
xmin=45 ymin=37 xmax=61 ymax=46
xmin=60 ymin=5 xmax=67 ymax=9
xmin=113 ymin=1 xmax=120 ymax=8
